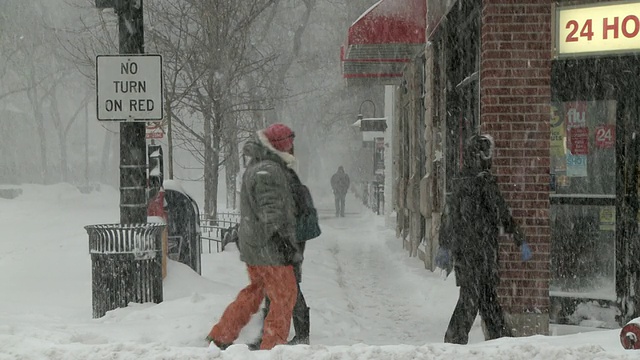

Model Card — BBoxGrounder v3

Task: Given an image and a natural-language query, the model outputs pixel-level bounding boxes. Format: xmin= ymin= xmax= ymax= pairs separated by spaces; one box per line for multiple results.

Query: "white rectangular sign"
xmin=96 ymin=54 xmax=163 ymax=121
xmin=556 ymin=2 xmax=640 ymax=57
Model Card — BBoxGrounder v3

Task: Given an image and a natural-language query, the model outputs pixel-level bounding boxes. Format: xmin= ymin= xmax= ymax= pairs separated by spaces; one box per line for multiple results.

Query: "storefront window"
xmin=550 ymin=100 xmax=617 ymax=300
xmin=550 ymin=101 xmax=616 ymax=195
xmin=550 ymin=204 xmax=616 ymax=299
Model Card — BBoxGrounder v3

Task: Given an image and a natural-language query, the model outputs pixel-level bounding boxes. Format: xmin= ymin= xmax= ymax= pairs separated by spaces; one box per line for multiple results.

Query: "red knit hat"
xmin=263 ymin=123 xmax=294 ymax=153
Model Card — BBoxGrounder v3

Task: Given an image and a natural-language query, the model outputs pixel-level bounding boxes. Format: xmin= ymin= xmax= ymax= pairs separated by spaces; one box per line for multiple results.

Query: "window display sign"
xmin=550 ymin=105 xmax=567 ymax=172
xmin=566 ymin=102 xmax=588 ymax=156
xmin=569 ymin=127 xmax=589 ymax=155
xmin=566 ymin=102 xmax=586 ymax=129
xmin=595 ymin=125 xmax=615 ymax=149
xmin=600 ymin=206 xmax=615 ymax=231
xmin=555 ymin=1 xmax=640 ymax=57
xmin=550 ymin=106 xmax=565 ymax=155
xmin=550 ymin=101 xmax=616 ymax=192
xmin=566 ymin=154 xmax=588 ymax=177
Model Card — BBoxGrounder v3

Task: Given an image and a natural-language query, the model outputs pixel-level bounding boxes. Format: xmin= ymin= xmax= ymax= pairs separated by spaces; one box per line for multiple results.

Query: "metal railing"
xmin=200 ymin=212 xmax=240 ymax=253
xmin=360 ymin=181 xmax=385 ymax=215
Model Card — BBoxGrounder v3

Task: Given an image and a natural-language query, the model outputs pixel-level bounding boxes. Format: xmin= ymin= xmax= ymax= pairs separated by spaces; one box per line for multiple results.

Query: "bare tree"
xmin=56 ymin=2 xmax=132 ymax=187
xmin=2 ymin=2 xmax=58 ymax=184
xmin=49 ymin=83 xmax=92 ymax=182
xmin=50 ymin=0 xmax=364 ymax=209
xmin=144 ymin=0 xmax=278 ymax=216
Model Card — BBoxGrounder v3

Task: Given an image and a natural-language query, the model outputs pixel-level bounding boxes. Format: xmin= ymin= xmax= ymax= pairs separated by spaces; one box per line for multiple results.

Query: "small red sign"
xmin=569 ymin=127 xmax=589 ymax=155
xmin=146 ymin=122 xmax=164 ymax=139
xmin=595 ymin=125 xmax=615 ymax=149
xmin=146 ymin=131 xmax=164 ymax=139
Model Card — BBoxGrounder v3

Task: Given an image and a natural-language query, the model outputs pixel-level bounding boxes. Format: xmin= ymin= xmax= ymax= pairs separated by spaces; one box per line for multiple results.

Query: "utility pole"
xmin=166 ymin=100 xmax=174 ymax=179
xmin=85 ymin=102 xmax=89 ymax=185
xmin=88 ymin=0 xmax=164 ymax=319
xmin=97 ymin=0 xmax=147 ymax=224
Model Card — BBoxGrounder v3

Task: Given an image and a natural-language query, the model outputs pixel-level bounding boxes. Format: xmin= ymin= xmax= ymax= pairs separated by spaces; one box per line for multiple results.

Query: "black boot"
xmin=288 ymin=306 xmax=310 ymax=345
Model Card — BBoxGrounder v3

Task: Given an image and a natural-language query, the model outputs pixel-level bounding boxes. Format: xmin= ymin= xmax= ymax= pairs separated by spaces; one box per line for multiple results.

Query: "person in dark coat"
xmin=330 ymin=166 xmax=350 ymax=217
xmin=436 ymin=134 xmax=532 ymax=345
xmin=248 ymin=160 xmax=322 ymax=349
xmin=207 ymin=123 xmax=300 ymax=350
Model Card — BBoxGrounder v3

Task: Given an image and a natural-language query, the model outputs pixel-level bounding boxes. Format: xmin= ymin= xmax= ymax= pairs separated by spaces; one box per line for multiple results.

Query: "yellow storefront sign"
xmin=556 ymin=1 xmax=640 ymax=57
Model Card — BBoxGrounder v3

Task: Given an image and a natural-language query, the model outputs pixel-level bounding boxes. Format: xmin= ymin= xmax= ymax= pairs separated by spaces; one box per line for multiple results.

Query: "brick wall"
xmin=480 ymin=1 xmax=552 ymax=321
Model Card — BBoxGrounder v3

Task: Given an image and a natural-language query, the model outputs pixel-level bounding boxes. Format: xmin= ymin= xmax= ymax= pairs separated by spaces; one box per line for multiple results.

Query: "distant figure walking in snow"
xmin=436 ymin=134 xmax=532 ymax=345
xmin=330 ymin=166 xmax=350 ymax=217
xmin=207 ymin=123 xmax=300 ymax=350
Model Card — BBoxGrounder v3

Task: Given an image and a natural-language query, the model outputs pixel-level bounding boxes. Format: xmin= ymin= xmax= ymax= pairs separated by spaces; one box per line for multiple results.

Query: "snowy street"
xmin=0 ymin=184 xmax=636 ymax=359
xmin=5 ymin=0 xmax=640 ymax=358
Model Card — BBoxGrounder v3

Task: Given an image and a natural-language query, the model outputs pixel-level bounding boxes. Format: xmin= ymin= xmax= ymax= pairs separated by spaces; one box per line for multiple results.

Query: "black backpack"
xmin=294 ymin=184 xmax=321 ymax=242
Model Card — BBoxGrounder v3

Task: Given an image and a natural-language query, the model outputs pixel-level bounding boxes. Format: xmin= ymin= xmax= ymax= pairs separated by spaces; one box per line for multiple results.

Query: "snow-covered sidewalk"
xmin=0 ymin=184 xmax=636 ymax=359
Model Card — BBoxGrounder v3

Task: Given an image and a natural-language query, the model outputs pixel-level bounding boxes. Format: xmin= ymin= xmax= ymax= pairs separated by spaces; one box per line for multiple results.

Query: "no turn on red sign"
xmin=96 ymin=54 xmax=163 ymax=121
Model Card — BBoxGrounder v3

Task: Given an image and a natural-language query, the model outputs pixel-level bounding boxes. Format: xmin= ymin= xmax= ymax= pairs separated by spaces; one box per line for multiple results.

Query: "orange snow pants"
xmin=208 ymin=264 xmax=297 ymax=350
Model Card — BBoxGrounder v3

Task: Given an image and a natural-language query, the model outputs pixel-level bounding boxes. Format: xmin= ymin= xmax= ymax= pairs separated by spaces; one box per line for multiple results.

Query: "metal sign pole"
xmin=116 ymin=0 xmax=147 ymax=224
xmin=90 ymin=1 xmax=164 ymax=316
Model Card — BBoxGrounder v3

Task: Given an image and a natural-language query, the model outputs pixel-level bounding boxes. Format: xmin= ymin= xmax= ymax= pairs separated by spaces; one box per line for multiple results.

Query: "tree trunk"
xmin=49 ymin=89 xmax=70 ymax=183
xmin=274 ymin=0 xmax=316 ymax=122
xmin=59 ymin=132 xmax=69 ymax=182
xmin=100 ymin=130 xmax=113 ymax=182
xmin=27 ymin=71 xmax=47 ymax=184
xmin=204 ymin=144 xmax=220 ymax=218
xmin=203 ymin=112 xmax=221 ymax=219
xmin=85 ymin=103 xmax=89 ymax=184
xmin=225 ymin=125 xmax=239 ymax=210
xmin=166 ymin=98 xmax=174 ymax=180
xmin=203 ymin=113 xmax=214 ymax=217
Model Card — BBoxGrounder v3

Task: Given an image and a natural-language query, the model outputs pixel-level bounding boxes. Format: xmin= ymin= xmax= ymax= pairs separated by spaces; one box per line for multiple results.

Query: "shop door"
xmin=617 ymin=89 xmax=640 ymax=325
xmin=551 ymin=57 xmax=640 ymax=325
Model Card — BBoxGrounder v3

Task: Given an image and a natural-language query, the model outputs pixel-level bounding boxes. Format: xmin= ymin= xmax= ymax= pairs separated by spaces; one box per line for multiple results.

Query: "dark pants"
xmin=334 ymin=192 xmax=346 ymax=217
xmin=444 ymin=276 xmax=512 ymax=344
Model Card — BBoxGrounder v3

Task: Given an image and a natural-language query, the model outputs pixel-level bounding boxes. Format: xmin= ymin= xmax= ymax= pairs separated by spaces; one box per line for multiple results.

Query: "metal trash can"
xmin=84 ymin=223 xmax=165 ymax=318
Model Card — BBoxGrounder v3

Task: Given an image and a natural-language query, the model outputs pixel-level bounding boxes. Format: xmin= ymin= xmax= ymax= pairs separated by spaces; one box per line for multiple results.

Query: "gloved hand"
xmin=435 ymin=247 xmax=451 ymax=270
xmin=521 ymin=242 xmax=532 ymax=261
xmin=291 ymin=251 xmax=304 ymax=264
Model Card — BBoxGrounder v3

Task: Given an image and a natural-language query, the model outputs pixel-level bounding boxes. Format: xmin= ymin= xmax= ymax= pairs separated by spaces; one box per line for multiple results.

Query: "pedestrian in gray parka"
xmin=236 ymin=129 xmax=300 ymax=266
xmin=207 ymin=123 xmax=300 ymax=350
xmin=248 ymin=145 xmax=322 ymax=349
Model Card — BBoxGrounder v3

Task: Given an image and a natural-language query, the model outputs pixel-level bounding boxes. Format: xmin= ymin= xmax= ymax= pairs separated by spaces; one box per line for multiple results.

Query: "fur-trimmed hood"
xmin=242 ymin=130 xmax=296 ymax=167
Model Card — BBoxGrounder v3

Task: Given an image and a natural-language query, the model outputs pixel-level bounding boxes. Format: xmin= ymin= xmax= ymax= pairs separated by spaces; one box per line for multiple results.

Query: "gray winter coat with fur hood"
xmin=237 ymin=131 xmax=299 ymax=266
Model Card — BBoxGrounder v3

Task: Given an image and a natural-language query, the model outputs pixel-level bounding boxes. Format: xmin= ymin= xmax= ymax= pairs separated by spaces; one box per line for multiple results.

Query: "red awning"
xmin=341 ymin=0 xmax=426 ymax=86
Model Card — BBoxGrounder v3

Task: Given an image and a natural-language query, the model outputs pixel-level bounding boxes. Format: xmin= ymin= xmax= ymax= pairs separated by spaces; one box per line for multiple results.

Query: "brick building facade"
xmin=480 ymin=0 xmax=552 ymax=334
xmin=343 ymin=0 xmax=640 ymax=337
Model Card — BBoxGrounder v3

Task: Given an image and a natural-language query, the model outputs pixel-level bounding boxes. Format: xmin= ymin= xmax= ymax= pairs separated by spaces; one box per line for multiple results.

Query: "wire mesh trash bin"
xmin=85 ymin=223 xmax=165 ymax=318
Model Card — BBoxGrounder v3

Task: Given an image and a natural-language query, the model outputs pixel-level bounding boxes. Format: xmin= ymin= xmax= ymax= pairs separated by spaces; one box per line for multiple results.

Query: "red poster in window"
xmin=569 ymin=127 xmax=589 ymax=155
xmin=595 ymin=125 xmax=615 ymax=149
